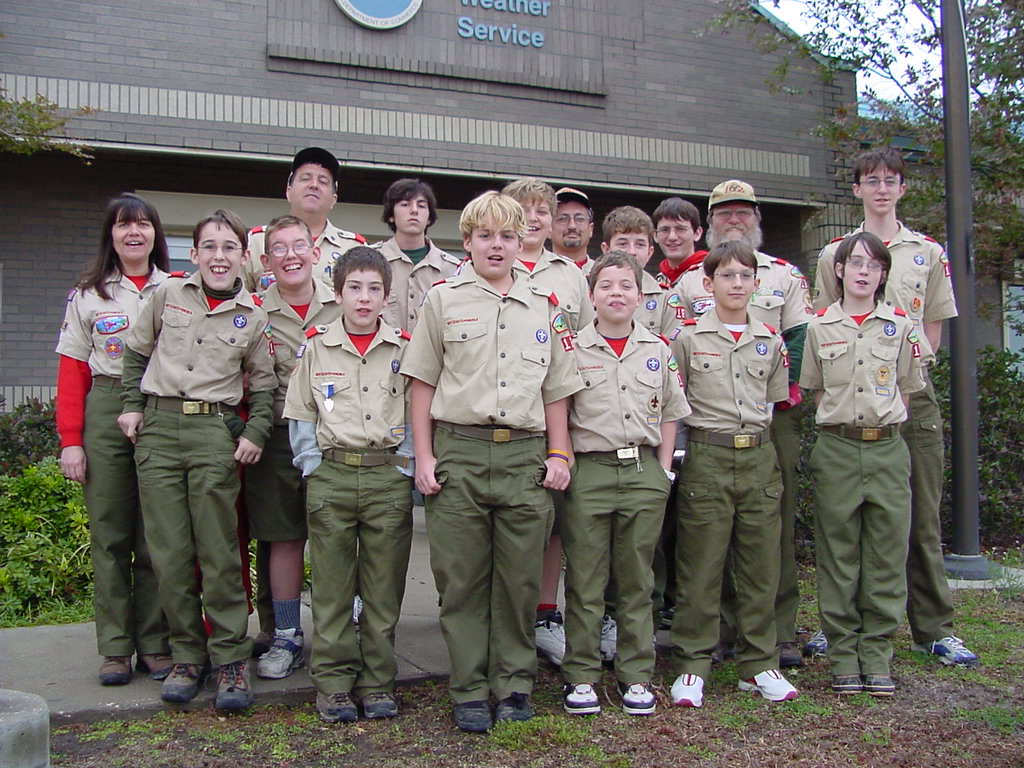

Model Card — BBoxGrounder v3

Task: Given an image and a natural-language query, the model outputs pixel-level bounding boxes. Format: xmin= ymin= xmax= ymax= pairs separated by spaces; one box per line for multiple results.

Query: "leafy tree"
xmin=710 ymin=0 xmax=1024 ymax=326
xmin=0 ymin=87 xmax=92 ymax=160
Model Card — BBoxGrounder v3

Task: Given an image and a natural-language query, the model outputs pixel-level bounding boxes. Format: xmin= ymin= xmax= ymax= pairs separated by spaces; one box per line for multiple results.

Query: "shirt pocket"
xmin=215 ymin=328 xmax=251 ymax=364
xmin=749 ymin=292 xmax=785 ymax=313
xmin=745 ymin=360 xmax=769 ymax=380
xmin=158 ymin=309 xmax=192 ymax=350
xmin=517 ymin=346 xmax=550 ymax=389
xmin=442 ymin=322 xmax=489 ymax=372
xmin=816 ymin=340 xmax=851 ymax=387
xmin=900 ymin=271 xmax=927 ymax=317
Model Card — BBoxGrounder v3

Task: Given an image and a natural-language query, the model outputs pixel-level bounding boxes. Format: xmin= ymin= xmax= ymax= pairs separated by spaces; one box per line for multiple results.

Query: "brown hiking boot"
xmin=161 ymin=663 xmax=207 ymax=703
xmin=139 ymin=653 xmax=174 ymax=680
xmin=98 ymin=656 xmax=132 ymax=686
xmin=215 ymin=660 xmax=253 ymax=710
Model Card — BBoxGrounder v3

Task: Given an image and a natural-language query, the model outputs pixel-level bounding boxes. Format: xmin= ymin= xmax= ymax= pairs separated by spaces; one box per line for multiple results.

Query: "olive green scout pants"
xmin=903 ymin=377 xmax=955 ymax=645
xmin=670 ymin=440 xmax=782 ymax=681
xmin=770 ymin=404 xmax=802 ymax=646
xmin=425 ymin=427 xmax=553 ymax=704
xmin=306 ymin=457 xmax=412 ymax=696
xmin=810 ymin=431 xmax=911 ymax=675
xmin=562 ymin=448 xmax=670 ymax=685
xmin=135 ymin=404 xmax=253 ymax=666
xmin=84 ymin=381 xmax=168 ymax=657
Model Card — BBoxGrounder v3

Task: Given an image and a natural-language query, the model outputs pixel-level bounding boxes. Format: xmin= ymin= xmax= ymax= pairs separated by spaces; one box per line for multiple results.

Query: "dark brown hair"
xmin=834 ymin=231 xmax=891 ymax=303
xmin=702 ymin=240 xmax=757 ymax=277
xmin=652 ymin=197 xmax=701 ymax=231
xmin=382 ymin=178 xmax=438 ymax=233
xmin=587 ymin=250 xmax=642 ymax=292
xmin=852 ymin=147 xmax=906 ymax=184
xmin=332 ymin=245 xmax=393 ymax=297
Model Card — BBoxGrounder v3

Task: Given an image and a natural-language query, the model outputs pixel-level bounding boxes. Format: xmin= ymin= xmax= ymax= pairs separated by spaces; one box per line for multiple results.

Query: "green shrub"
xmin=0 ymin=457 xmax=93 ymax=622
xmin=0 ymin=398 xmax=59 ymax=475
xmin=931 ymin=347 xmax=1024 ymax=547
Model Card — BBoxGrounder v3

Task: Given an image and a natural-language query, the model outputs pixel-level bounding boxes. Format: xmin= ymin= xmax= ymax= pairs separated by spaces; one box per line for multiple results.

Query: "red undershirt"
xmin=730 ymin=330 xmax=744 ymax=341
xmin=126 ymin=274 xmax=148 ymax=290
xmin=574 ymin=258 xmax=588 ymax=270
xmin=348 ymin=331 xmax=377 ymax=356
xmin=603 ymin=335 xmax=629 ymax=357
xmin=290 ymin=303 xmax=310 ymax=321
xmin=850 ymin=312 xmax=871 ymax=325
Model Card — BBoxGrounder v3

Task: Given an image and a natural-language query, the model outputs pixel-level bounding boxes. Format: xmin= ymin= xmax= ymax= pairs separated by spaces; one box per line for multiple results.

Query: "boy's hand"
xmin=117 ymin=412 xmax=144 ymax=443
xmin=415 ymin=455 xmax=442 ymax=496
xmin=542 ymin=457 xmax=571 ymax=491
xmin=234 ymin=437 xmax=262 ymax=465
xmin=60 ymin=446 xmax=87 ymax=484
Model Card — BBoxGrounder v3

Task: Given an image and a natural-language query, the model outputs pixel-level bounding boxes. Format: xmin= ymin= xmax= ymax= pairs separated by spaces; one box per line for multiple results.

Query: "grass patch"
xmin=956 ymin=706 xmax=1024 ymax=735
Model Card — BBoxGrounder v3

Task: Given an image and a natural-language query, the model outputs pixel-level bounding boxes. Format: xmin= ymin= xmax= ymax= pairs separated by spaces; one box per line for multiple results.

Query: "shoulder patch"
xmin=399 ymin=328 xmax=412 ymax=341
xmin=249 ymin=225 xmax=265 ymax=235
xmin=763 ymin=323 xmax=778 ymax=334
xmin=251 ymin=293 xmax=263 ymax=306
xmin=893 ymin=306 xmax=907 ymax=317
xmin=682 ymin=318 xmax=699 ymax=326
xmin=816 ymin=307 xmax=828 ymax=317
xmin=169 ymin=271 xmax=188 ymax=278
xmin=305 ymin=325 xmax=326 ymax=339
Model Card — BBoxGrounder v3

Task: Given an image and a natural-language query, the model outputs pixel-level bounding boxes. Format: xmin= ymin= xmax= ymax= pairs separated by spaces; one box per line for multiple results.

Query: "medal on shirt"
xmin=322 ymin=382 xmax=335 ymax=412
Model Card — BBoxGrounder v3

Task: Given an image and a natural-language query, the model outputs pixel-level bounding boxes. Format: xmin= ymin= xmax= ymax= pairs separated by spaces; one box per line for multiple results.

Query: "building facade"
xmin=0 ymin=0 xmax=867 ymax=398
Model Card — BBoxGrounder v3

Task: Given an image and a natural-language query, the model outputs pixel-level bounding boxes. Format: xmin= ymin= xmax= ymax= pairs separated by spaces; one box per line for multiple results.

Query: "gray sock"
xmin=272 ymin=598 xmax=302 ymax=632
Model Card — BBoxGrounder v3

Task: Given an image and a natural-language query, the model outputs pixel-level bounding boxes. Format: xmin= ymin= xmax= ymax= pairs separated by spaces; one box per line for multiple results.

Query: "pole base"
xmin=943 ymin=553 xmax=992 ymax=581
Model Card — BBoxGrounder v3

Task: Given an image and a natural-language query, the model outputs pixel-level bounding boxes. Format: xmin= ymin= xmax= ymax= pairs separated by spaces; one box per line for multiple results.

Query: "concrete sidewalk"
xmin=0 ymin=508 xmax=446 ymax=723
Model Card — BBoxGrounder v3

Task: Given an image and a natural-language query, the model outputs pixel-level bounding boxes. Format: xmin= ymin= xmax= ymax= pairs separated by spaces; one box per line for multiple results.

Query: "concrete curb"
xmin=0 ymin=689 xmax=49 ymax=768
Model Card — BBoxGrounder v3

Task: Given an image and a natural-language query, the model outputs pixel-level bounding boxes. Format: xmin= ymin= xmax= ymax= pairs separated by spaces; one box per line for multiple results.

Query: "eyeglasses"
xmin=859 ymin=176 xmax=901 ymax=188
xmin=845 ymin=257 xmax=885 ymax=273
xmin=555 ymin=214 xmax=591 ymax=226
xmin=656 ymin=225 xmax=692 ymax=237
xmin=269 ymin=241 xmax=311 ymax=258
xmin=198 ymin=243 xmax=242 ymax=256
xmin=714 ymin=271 xmax=756 ymax=282
xmin=712 ymin=208 xmax=755 ymax=220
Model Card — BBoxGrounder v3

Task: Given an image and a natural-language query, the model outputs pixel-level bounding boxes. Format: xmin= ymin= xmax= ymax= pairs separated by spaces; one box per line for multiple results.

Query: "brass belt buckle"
xmin=862 ymin=428 xmax=880 ymax=441
xmin=343 ymin=452 xmax=362 ymax=466
xmin=492 ymin=429 xmax=512 ymax=443
xmin=616 ymin=447 xmax=639 ymax=460
xmin=733 ymin=434 xmax=754 ymax=449
xmin=182 ymin=401 xmax=201 ymax=415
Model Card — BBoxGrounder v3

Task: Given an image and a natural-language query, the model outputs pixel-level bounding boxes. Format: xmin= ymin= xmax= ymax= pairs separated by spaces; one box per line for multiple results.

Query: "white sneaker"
xmin=599 ymin=615 xmax=618 ymax=662
xmin=256 ymin=628 xmax=304 ymax=679
xmin=563 ymin=683 xmax=601 ymax=715
xmin=670 ymin=673 xmax=704 ymax=708
xmin=738 ymin=669 xmax=799 ymax=702
xmin=621 ymin=683 xmax=656 ymax=715
xmin=535 ymin=612 xmax=566 ymax=666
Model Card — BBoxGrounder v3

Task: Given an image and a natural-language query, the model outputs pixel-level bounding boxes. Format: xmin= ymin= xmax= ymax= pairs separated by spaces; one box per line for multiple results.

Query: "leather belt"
xmin=92 ymin=375 xmax=121 ymax=387
xmin=822 ymin=424 xmax=898 ymax=441
xmin=688 ymin=429 xmax=768 ymax=449
xmin=148 ymin=395 xmax=234 ymax=415
xmin=322 ymin=449 xmax=409 ymax=468
xmin=436 ymin=421 xmax=543 ymax=443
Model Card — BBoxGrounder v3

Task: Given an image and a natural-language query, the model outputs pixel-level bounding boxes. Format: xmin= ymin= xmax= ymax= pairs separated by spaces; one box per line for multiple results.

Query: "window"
xmin=167 ymin=235 xmax=193 ymax=275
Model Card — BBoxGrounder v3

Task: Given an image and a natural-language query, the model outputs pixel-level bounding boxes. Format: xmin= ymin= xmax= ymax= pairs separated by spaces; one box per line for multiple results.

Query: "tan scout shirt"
xmin=242 ymin=220 xmax=366 ymax=293
xmin=372 ymin=237 xmax=462 ymax=332
xmin=569 ymin=322 xmax=691 ymax=453
xmin=672 ymin=311 xmax=790 ymax=433
xmin=261 ymin=279 xmax=342 ymax=423
xmin=814 ymin=223 xmax=957 ymax=364
xmin=634 ymin=272 xmax=684 ymax=337
xmin=800 ymin=302 xmax=924 ymax=427
xmin=56 ymin=269 xmax=170 ymax=378
xmin=679 ymin=251 xmax=812 ymax=332
xmin=400 ymin=267 xmax=584 ymax=432
xmin=283 ymin=320 xmax=408 ymax=451
xmin=514 ymin=249 xmax=595 ymax=332
xmin=127 ymin=273 xmax=277 ymax=403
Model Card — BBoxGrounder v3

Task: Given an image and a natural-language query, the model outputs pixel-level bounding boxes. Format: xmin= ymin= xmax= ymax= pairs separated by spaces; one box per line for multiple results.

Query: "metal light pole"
xmin=941 ymin=0 xmax=989 ymax=579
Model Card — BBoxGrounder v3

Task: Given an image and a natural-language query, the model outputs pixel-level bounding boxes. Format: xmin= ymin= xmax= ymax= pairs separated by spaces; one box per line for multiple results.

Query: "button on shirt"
xmin=800 ymin=301 xmax=924 ymax=427
xmin=127 ymin=273 xmax=277 ymax=403
xmin=373 ymin=237 xmax=462 ymax=332
xmin=56 ymin=270 xmax=169 ymax=377
xmin=243 ymin=220 xmax=365 ymax=293
xmin=569 ymin=322 xmax=691 ymax=453
xmin=514 ymin=249 xmax=595 ymax=333
xmin=814 ymin=223 xmax=957 ymax=364
xmin=260 ymin=279 xmax=342 ymax=422
xmin=671 ymin=311 xmax=790 ymax=433
xmin=283 ymin=319 xmax=407 ymax=451
xmin=400 ymin=265 xmax=584 ymax=432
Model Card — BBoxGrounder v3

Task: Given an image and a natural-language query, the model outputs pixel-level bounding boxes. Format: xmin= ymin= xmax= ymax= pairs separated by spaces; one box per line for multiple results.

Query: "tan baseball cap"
xmin=555 ymin=187 xmax=592 ymax=211
xmin=708 ymin=179 xmax=757 ymax=212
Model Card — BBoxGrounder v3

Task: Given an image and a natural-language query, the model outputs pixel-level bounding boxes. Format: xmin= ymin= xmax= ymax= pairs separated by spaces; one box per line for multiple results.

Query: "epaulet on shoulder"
xmin=169 ymin=270 xmax=188 ymax=278
xmin=771 ymin=257 xmax=790 ymax=266
xmin=251 ymin=293 xmax=263 ymax=306
xmin=658 ymin=334 xmax=672 ymax=346
xmin=548 ymin=291 xmax=559 ymax=306
xmin=815 ymin=307 xmax=828 ymax=317
xmin=249 ymin=225 xmax=265 ymax=235
xmin=763 ymin=322 xmax=778 ymax=334
xmin=682 ymin=318 xmax=699 ymax=326
xmin=923 ymin=235 xmax=939 ymax=244
xmin=830 ymin=236 xmax=844 ymax=244
xmin=658 ymin=281 xmax=671 ymax=290
xmin=893 ymin=306 xmax=907 ymax=317
xmin=340 ymin=230 xmax=366 ymax=244
xmin=431 ymin=278 xmax=447 ymax=287
xmin=398 ymin=328 xmax=412 ymax=341
xmin=305 ymin=325 xmax=326 ymax=339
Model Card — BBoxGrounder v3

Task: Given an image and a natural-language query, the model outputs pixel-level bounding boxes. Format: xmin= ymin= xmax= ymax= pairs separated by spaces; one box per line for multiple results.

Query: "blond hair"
xmin=459 ymin=191 xmax=527 ymax=239
xmin=501 ymin=177 xmax=557 ymax=213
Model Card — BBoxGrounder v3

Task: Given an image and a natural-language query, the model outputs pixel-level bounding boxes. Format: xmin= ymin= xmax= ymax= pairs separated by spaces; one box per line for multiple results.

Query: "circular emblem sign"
xmin=334 ymin=0 xmax=422 ymax=29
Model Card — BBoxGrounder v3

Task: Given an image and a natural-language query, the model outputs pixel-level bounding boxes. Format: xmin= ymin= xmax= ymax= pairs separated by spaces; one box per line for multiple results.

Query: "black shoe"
xmin=778 ymin=642 xmax=804 ymax=669
xmin=361 ymin=691 xmax=399 ymax=719
xmin=862 ymin=674 xmax=896 ymax=697
xmin=317 ymin=691 xmax=359 ymax=723
xmin=453 ymin=700 xmax=492 ymax=732
xmin=495 ymin=692 xmax=534 ymax=723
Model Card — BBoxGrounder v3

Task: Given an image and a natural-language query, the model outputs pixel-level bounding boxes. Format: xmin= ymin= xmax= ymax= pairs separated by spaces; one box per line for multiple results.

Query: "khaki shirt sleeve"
xmin=661 ymin=347 xmax=691 ymax=421
xmin=923 ymin=244 xmax=958 ymax=322
xmin=126 ymin=282 xmax=165 ymax=357
xmin=798 ymin=321 xmax=824 ymax=391
xmin=55 ymin=291 xmax=92 ymax=362
xmin=399 ymin=289 xmax=444 ymax=386
xmin=898 ymin=320 xmax=926 ymax=395
xmin=282 ymin=345 xmax=317 ymax=422
xmin=575 ymin=269 xmax=596 ymax=329
xmin=813 ymin=246 xmax=839 ymax=311
xmin=767 ymin=336 xmax=791 ymax=403
xmin=541 ymin=304 xmax=585 ymax=404
xmin=781 ymin=268 xmax=813 ymax=332
xmin=660 ymin=290 xmax=682 ymax=335
xmin=244 ymin=313 xmax=278 ymax=394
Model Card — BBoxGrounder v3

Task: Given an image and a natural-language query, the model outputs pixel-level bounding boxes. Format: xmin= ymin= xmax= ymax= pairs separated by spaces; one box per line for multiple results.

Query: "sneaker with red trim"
xmin=670 ymin=673 xmax=704 ymax=708
xmin=738 ymin=669 xmax=799 ymax=702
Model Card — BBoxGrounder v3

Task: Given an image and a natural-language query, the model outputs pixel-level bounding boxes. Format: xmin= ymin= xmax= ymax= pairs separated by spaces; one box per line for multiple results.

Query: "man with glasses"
xmin=810 ymin=147 xmax=979 ymax=668
xmin=676 ymin=180 xmax=813 ymax=669
xmin=242 ymin=147 xmax=366 ymax=293
xmin=653 ymin=197 xmax=705 ymax=289
xmin=551 ymin=187 xmax=595 ymax=270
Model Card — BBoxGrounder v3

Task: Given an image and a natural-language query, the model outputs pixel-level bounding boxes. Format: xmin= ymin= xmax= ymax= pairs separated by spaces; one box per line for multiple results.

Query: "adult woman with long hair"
xmin=55 ymin=192 xmax=173 ymax=685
